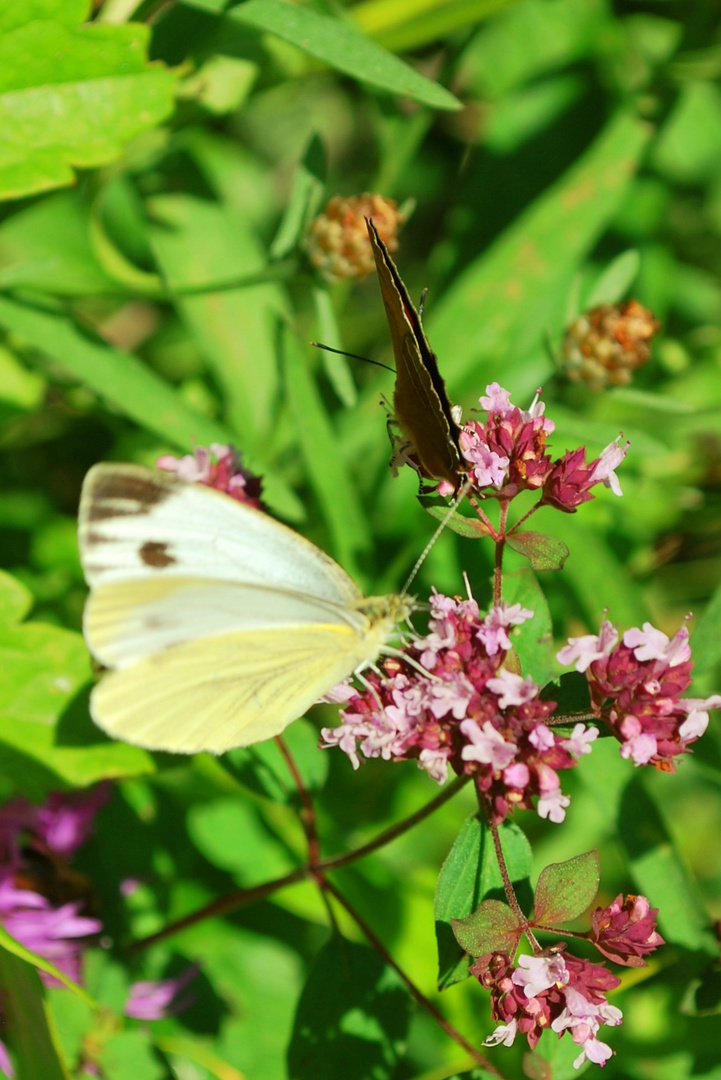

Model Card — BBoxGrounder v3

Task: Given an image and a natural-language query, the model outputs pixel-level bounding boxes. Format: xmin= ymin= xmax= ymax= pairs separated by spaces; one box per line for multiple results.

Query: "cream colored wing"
xmin=90 ymin=621 xmax=392 ymax=754
xmin=84 ymin=576 xmax=370 ymax=669
xmin=79 ymin=463 xmax=362 ymax=606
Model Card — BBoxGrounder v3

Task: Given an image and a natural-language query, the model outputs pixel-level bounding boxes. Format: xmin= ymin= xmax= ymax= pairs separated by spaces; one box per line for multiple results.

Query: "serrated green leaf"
xmin=0 ymin=16 xmax=175 ymax=201
xmin=287 ymin=937 xmax=410 ymax=1080
xmin=532 ymin=851 xmax=600 ymax=927
xmin=506 ymin=530 xmax=569 ymax=572
xmin=184 ymin=0 xmax=461 ymax=112
xmin=435 ymin=814 xmax=532 ymax=988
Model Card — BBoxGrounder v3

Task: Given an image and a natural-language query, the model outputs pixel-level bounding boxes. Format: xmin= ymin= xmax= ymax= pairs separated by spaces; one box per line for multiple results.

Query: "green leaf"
xmin=187 ymin=797 xmax=294 ymax=884
xmin=287 ymin=936 xmax=410 ymax=1080
xmin=451 ymin=898 xmax=522 ymax=958
xmin=0 ymin=294 xmax=299 ymax=518
xmin=224 ymin=719 xmax=328 ymax=805
xmin=184 ymin=0 xmax=461 ymax=112
xmin=99 ymin=1030 xmax=166 ymax=1080
xmin=502 ymin=568 xmax=559 ymax=689
xmin=619 ymin=776 xmax=718 ymax=956
xmin=435 ymin=814 xmax=532 ymax=988
xmin=0 ymin=13 xmax=175 ymax=201
xmin=422 ymin=501 xmax=494 ymax=539
xmin=532 ymin=851 xmax=600 ymax=927
xmin=270 ymin=134 xmax=326 ymax=261
xmin=506 ymin=530 xmax=569 ymax=572
xmin=281 ymin=327 xmax=371 ymax=574
xmin=585 ymin=249 xmax=640 ymax=307
xmin=0 ymin=926 xmax=96 ymax=1007
xmin=428 ymin=111 xmax=652 ymax=394
xmin=0 ymin=947 xmax=73 ymax=1080
xmin=0 ymin=567 xmax=154 ymax=788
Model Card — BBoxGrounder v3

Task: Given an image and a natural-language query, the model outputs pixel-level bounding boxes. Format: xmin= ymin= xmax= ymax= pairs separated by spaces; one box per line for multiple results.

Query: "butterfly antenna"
xmin=310 ymin=341 xmax=394 ymax=374
xmin=401 ymin=477 xmax=473 ymax=595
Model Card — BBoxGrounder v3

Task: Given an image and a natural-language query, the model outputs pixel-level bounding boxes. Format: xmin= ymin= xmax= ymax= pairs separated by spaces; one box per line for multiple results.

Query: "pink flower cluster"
xmin=157 ymin=443 xmax=263 ymax=507
xmin=476 ymin=950 xmax=623 ymax=1068
xmin=589 ymin=894 xmax=665 ymax=967
xmin=439 ymin=383 xmax=628 ymax=510
xmin=558 ymin=619 xmax=720 ymax=768
xmin=322 ymin=593 xmax=598 ymax=824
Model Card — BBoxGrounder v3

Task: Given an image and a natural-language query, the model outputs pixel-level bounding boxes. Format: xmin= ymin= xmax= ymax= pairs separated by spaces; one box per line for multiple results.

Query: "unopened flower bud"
xmin=305 ymin=194 xmax=405 ymax=281
xmin=562 ymin=300 xmax=660 ymax=389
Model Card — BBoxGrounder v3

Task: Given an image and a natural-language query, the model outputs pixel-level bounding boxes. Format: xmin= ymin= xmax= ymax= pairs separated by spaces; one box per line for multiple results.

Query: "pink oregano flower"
xmin=323 ymin=592 xmax=592 ymax=824
xmin=558 ymin=617 xmax=719 ymax=768
xmin=157 ymin=443 xmax=263 ymax=507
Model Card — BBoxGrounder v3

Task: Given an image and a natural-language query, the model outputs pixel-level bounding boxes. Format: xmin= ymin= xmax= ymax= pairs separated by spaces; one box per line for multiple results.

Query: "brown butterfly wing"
xmin=366 ymin=218 xmax=462 ymax=488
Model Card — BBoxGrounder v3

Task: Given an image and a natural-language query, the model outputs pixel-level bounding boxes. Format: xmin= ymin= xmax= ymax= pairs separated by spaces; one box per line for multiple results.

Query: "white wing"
xmin=78 ymin=463 xmax=362 ymax=605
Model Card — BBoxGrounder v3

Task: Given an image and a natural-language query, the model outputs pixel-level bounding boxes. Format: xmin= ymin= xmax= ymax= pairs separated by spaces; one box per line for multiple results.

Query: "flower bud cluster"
xmin=441 ymin=383 xmax=629 ymax=512
xmin=323 ymin=593 xmax=598 ymax=824
xmin=561 ymin=299 xmax=660 ymax=389
xmin=157 ymin=443 xmax=263 ymax=507
xmin=305 ymin=193 xmax=405 ymax=281
xmin=477 ymin=950 xmax=623 ymax=1068
xmin=558 ymin=619 xmax=720 ymax=768
xmin=589 ymin=894 xmax=665 ymax=966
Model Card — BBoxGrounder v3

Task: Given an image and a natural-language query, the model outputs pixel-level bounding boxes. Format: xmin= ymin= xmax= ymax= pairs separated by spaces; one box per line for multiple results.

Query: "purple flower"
xmin=125 ymin=965 xmax=199 ymax=1020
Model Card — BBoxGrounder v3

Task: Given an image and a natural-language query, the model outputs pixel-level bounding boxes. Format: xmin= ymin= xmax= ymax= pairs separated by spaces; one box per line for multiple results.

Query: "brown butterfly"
xmin=366 ymin=218 xmax=463 ymax=491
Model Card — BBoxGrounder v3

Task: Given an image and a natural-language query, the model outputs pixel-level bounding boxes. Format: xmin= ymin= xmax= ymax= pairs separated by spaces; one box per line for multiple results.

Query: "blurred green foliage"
xmin=1 ymin=0 xmax=721 ymax=1078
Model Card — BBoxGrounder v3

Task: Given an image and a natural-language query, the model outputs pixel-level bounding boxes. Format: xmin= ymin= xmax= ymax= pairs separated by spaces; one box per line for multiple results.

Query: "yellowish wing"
xmin=90 ymin=621 xmax=391 ymax=754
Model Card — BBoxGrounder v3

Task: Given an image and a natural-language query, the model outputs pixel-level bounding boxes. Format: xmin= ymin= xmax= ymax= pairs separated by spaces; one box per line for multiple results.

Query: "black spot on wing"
xmin=86 ymin=470 xmax=173 ymax=523
xmin=139 ymin=541 xmax=176 ymax=569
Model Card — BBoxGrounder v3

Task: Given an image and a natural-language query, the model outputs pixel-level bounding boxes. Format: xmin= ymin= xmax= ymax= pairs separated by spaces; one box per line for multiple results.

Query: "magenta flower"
xmin=476 ymin=949 xmax=622 ymax=1065
xmin=589 ymin=894 xmax=665 ymax=967
xmin=157 ymin=444 xmax=263 ymax=507
xmin=323 ymin=592 xmax=592 ymax=824
xmin=558 ymin=617 xmax=718 ymax=769
xmin=125 ymin=965 xmax=199 ymax=1020
xmin=0 ymin=788 xmax=107 ymax=986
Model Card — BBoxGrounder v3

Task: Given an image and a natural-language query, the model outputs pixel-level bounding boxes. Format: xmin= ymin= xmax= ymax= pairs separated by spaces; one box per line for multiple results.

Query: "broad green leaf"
xmin=287 ymin=937 xmax=410 ymax=1080
xmin=224 ymin=719 xmax=328 ymax=805
xmin=687 ymin=578 xmax=721 ymax=680
xmin=147 ymin=192 xmax=284 ymax=450
xmin=99 ymin=1030 xmax=165 ymax=1080
xmin=451 ymin=898 xmax=522 ymax=958
xmin=619 ymin=776 xmax=717 ymax=956
xmin=185 ymin=0 xmax=460 ymax=112
xmin=428 ymin=111 xmax=651 ymax=395
xmin=0 ymin=13 xmax=175 ymax=201
xmin=422 ymin=502 xmax=493 ymax=539
xmin=0 ymin=344 xmax=45 ymax=410
xmin=0 ymin=294 xmax=300 ymax=518
xmin=187 ymin=797 xmax=295 ymax=884
xmin=506 ymin=530 xmax=570 ymax=572
xmin=532 ymin=851 xmax=600 ymax=926
xmin=435 ymin=814 xmax=531 ymax=988
xmin=529 ymin=1027 xmax=594 ymax=1079
xmin=0 ymin=949 xmax=71 ymax=1080
xmin=281 ymin=328 xmax=371 ymax=574
xmin=0 ymin=567 xmax=154 ymax=787
xmin=502 ymin=568 xmax=559 ymax=689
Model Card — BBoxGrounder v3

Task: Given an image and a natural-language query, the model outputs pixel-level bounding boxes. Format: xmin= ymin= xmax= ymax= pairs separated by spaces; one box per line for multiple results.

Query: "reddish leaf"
xmin=506 ymin=531 xmax=569 ymax=571
xmin=451 ymin=899 xmax=523 ymax=958
xmin=533 ymin=851 xmax=600 ymax=927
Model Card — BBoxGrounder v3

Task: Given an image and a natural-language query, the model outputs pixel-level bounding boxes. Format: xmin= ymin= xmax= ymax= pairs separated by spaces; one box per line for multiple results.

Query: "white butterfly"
xmin=78 ymin=464 xmax=411 ymax=754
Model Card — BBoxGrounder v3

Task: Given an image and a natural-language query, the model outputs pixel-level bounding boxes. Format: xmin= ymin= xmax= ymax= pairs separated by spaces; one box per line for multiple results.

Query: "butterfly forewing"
xmin=366 ymin=218 xmax=462 ymax=488
xmin=78 ymin=464 xmax=409 ymax=753
xmin=80 ymin=463 xmax=361 ymax=604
